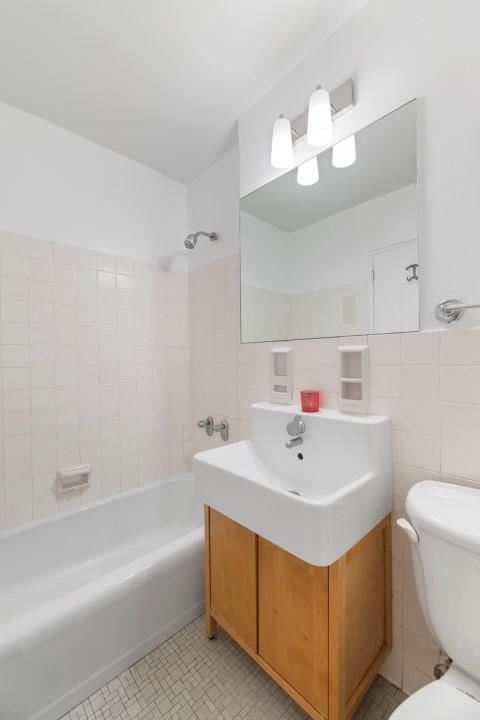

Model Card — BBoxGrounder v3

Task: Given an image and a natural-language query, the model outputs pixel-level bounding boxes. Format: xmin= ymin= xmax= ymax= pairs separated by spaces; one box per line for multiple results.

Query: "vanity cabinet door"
xmin=208 ymin=509 xmax=257 ymax=651
xmin=258 ymin=538 xmax=329 ymax=717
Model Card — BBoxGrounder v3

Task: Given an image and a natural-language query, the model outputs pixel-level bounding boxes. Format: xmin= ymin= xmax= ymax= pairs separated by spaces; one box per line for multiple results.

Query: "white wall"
xmin=240 ymin=211 xmax=289 ymax=292
xmin=288 ymin=184 xmax=417 ymax=293
xmin=238 ymin=0 xmax=480 ymax=330
xmin=0 ymin=101 xmax=188 ymax=269
xmin=0 ymin=230 xmax=192 ymax=530
xmin=186 ymin=146 xmax=240 ymax=270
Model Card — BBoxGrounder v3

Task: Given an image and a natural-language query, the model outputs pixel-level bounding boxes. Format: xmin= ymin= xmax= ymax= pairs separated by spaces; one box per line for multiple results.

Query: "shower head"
xmin=184 ymin=234 xmax=197 ymax=250
xmin=184 ymin=230 xmax=218 ymax=250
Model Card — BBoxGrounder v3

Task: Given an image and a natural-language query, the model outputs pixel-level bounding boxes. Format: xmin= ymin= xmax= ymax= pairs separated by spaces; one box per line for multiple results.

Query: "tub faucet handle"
xmin=213 ymin=420 xmax=229 ymax=442
xmin=198 ymin=416 xmax=214 ymax=436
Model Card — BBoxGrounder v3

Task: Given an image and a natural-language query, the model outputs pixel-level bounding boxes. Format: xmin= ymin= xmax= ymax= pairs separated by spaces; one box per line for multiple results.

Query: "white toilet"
xmin=394 ymin=481 xmax=480 ymax=719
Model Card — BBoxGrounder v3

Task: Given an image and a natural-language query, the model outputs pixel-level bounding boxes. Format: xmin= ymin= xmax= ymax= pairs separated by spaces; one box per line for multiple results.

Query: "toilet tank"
xmin=406 ymin=481 xmax=480 ymax=680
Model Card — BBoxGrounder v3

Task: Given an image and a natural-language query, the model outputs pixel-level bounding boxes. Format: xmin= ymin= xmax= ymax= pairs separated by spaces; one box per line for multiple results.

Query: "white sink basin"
xmin=193 ymin=402 xmax=392 ymax=566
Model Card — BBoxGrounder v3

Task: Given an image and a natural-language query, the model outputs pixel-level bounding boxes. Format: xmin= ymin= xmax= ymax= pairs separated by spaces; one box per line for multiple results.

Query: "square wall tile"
xmin=402 ymin=432 xmax=440 ymax=472
xmin=401 ymin=399 xmax=440 ymax=436
xmin=401 ymin=331 xmax=439 ymax=365
xmin=370 ymin=365 xmax=401 ymax=398
xmin=440 ymin=365 xmax=480 ymax=403
xmin=440 ymin=328 xmax=480 ymax=365
xmin=441 ymin=438 xmax=480 ymax=481
xmin=368 ymin=333 xmax=401 ymax=364
xmin=402 ymin=365 xmax=439 ymax=401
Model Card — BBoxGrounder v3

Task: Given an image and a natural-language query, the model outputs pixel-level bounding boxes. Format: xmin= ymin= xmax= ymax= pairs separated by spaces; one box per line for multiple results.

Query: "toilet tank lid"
xmin=406 ymin=481 xmax=480 ymax=554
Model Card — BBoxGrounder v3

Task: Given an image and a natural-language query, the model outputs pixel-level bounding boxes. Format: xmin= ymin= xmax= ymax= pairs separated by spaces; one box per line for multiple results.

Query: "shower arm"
xmin=196 ymin=231 xmax=217 ymax=241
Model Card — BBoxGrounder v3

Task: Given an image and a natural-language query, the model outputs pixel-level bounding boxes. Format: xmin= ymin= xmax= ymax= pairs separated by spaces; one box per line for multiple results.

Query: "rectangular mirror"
xmin=240 ymin=100 xmax=418 ymax=343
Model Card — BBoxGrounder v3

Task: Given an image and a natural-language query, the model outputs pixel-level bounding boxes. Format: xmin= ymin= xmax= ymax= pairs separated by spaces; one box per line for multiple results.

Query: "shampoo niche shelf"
xmin=270 ymin=347 xmax=293 ymax=404
xmin=338 ymin=345 xmax=368 ymax=413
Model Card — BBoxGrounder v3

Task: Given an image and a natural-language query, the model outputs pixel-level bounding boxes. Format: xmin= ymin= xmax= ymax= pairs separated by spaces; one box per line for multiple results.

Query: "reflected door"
xmin=371 ymin=240 xmax=419 ymax=333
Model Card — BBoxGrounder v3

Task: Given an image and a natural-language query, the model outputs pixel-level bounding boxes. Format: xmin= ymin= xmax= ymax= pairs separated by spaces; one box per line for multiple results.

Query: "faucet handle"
xmin=213 ymin=420 xmax=229 ymax=442
xmin=198 ymin=416 xmax=214 ymax=436
xmin=286 ymin=414 xmax=305 ymax=437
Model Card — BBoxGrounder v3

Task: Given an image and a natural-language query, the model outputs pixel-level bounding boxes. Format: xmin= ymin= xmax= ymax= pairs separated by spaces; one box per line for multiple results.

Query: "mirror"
xmin=240 ymin=100 xmax=418 ymax=343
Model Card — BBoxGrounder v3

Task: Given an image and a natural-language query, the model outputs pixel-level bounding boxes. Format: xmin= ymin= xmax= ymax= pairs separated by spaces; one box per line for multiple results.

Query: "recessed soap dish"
xmin=56 ymin=463 xmax=91 ymax=493
xmin=338 ymin=345 xmax=368 ymax=413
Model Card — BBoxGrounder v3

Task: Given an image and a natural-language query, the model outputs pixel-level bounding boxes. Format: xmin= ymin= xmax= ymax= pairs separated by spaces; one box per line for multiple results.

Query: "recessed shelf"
xmin=271 ymin=347 xmax=293 ymax=404
xmin=338 ymin=346 xmax=368 ymax=413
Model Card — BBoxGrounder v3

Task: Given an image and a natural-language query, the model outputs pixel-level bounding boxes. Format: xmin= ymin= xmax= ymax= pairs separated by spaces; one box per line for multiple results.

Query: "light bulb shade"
xmin=332 ymin=134 xmax=356 ymax=168
xmin=297 ymin=157 xmax=319 ymax=186
xmin=270 ymin=116 xmax=294 ymax=169
xmin=307 ymin=87 xmax=332 ymax=147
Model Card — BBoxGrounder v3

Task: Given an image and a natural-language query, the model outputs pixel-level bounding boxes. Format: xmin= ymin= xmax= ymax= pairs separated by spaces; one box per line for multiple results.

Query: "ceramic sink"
xmin=193 ymin=402 xmax=392 ymax=566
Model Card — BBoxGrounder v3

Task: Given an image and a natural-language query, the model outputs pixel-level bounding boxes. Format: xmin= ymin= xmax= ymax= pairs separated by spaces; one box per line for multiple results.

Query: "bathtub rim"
xmin=0 ymin=471 xmax=196 ymax=542
xmin=0 ymin=523 xmax=204 ymax=646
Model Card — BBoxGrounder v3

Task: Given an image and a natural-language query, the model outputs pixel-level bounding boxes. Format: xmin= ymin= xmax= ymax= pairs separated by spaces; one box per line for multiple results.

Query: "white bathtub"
xmin=0 ymin=473 xmax=204 ymax=720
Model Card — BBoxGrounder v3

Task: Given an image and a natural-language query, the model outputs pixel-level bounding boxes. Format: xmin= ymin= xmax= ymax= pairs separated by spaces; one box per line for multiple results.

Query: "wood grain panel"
xmin=328 ymin=555 xmax=347 ymax=720
xmin=344 ymin=519 xmax=389 ymax=701
xmin=204 ymin=506 xmax=217 ymax=638
xmin=209 ymin=509 xmax=257 ymax=651
xmin=258 ymin=538 xmax=329 ymax=717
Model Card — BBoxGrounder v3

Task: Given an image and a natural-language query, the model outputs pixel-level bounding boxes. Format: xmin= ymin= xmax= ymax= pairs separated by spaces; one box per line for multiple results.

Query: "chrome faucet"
xmin=285 ymin=436 xmax=303 ymax=449
xmin=285 ymin=414 xmax=305 ymax=449
xmin=198 ymin=416 xmax=229 ymax=442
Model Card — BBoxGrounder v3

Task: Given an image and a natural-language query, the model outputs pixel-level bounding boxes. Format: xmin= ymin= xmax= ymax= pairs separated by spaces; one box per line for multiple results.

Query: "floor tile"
xmin=61 ymin=616 xmax=407 ymax=720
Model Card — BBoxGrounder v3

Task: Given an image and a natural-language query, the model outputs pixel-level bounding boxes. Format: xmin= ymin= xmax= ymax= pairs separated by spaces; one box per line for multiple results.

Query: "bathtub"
xmin=0 ymin=473 xmax=204 ymax=720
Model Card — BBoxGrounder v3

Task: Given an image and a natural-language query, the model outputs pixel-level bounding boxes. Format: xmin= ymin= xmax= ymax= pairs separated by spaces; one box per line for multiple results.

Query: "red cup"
xmin=301 ymin=390 xmax=320 ymax=413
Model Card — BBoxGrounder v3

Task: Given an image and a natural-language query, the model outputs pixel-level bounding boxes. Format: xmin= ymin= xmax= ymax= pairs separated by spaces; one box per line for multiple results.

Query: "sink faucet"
xmin=285 ymin=414 xmax=305 ymax=449
xmin=286 ymin=436 xmax=303 ymax=449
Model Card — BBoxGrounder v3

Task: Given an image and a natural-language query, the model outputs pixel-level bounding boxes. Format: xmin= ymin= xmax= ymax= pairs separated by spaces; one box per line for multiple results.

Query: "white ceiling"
xmin=240 ymin=101 xmax=417 ymax=232
xmin=0 ymin=0 xmax=370 ymax=183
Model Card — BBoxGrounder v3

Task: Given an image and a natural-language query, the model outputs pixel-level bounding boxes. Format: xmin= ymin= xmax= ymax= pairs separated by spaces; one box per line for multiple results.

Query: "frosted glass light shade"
xmin=270 ymin=115 xmax=294 ymax=169
xmin=297 ymin=157 xmax=319 ymax=186
xmin=332 ymin=134 xmax=356 ymax=168
xmin=307 ymin=86 xmax=332 ymax=147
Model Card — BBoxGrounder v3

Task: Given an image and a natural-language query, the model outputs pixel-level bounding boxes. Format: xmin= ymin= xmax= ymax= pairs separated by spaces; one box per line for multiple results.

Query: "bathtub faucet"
xmin=198 ymin=416 xmax=229 ymax=442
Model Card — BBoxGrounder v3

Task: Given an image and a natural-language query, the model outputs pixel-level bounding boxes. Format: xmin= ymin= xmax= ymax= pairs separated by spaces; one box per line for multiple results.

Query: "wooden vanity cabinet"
xmin=205 ymin=508 xmax=257 ymax=650
xmin=205 ymin=507 xmax=392 ymax=720
xmin=258 ymin=537 xmax=329 ymax=717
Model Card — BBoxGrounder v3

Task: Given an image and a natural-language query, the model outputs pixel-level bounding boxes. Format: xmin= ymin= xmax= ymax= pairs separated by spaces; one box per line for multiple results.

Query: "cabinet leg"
xmin=205 ymin=611 xmax=218 ymax=639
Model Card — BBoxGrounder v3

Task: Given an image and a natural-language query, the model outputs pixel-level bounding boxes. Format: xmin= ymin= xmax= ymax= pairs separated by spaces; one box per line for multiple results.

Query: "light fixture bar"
xmin=290 ymin=79 xmax=355 ymax=142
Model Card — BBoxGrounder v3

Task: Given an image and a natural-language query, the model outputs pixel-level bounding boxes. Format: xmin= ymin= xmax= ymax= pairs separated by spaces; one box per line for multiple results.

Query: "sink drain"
xmin=288 ymin=489 xmax=301 ymax=496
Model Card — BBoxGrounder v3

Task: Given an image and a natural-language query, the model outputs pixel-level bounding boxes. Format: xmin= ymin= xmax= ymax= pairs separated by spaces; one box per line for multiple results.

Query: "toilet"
xmin=394 ymin=481 xmax=480 ymax=718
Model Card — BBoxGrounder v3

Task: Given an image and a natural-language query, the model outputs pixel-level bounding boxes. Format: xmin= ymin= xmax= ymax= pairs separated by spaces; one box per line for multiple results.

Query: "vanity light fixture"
xmin=270 ymin=114 xmax=294 ymax=169
xmin=297 ymin=157 xmax=319 ymax=186
xmin=332 ymin=134 xmax=356 ymax=168
xmin=307 ymin=86 xmax=333 ymax=147
xmin=270 ymin=79 xmax=355 ymax=170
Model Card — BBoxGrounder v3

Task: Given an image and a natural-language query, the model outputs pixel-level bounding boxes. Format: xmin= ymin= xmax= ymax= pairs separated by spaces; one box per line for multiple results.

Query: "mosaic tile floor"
xmin=62 ymin=616 xmax=406 ymax=720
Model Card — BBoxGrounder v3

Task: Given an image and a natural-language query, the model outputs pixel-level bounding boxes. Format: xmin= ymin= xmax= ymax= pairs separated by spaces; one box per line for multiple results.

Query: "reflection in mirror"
xmin=240 ymin=100 xmax=418 ymax=343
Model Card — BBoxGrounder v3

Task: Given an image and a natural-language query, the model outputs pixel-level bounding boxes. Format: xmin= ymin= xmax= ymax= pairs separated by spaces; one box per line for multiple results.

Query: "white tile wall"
xmin=2 ymin=240 xmax=478 ymax=698
xmin=189 ymin=253 xmax=480 ymax=697
xmin=0 ymin=231 xmax=191 ymax=529
xmin=241 ymin=282 xmax=369 ymax=343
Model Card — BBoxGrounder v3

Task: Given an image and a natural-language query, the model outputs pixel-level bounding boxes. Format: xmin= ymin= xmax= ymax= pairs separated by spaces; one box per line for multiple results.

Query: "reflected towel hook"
xmin=405 ymin=263 xmax=419 ymax=282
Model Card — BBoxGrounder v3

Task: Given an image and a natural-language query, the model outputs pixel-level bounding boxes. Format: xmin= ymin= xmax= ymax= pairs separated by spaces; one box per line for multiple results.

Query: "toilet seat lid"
xmin=391 ymin=679 xmax=480 ymax=719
